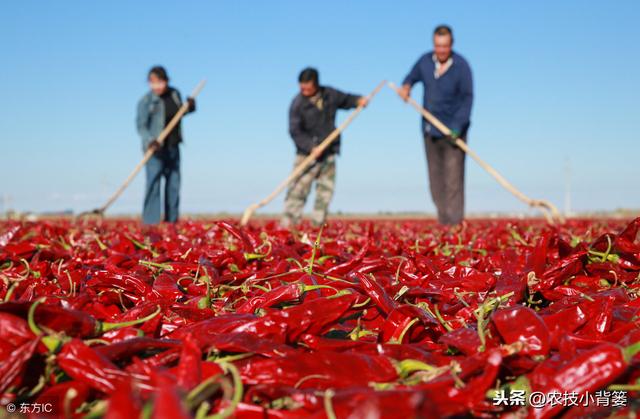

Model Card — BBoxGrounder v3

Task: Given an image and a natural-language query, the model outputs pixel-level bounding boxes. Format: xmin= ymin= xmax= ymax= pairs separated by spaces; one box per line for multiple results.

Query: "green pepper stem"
xmin=27 ymin=298 xmax=46 ymax=336
xmin=100 ymin=305 xmax=161 ymax=333
xmin=608 ymin=383 xmax=640 ymax=391
xmin=323 ymin=389 xmax=337 ymax=419
xmin=206 ymin=362 xmax=243 ymax=419
xmin=138 ymin=260 xmax=173 ymax=270
xmin=302 ymin=284 xmax=339 ymax=293
xmin=393 ymin=318 xmax=419 ymax=344
xmin=395 ymin=359 xmax=435 ymax=378
xmin=434 ymin=304 xmax=454 ymax=332
xmin=186 ymin=375 xmax=223 ymax=410
xmin=306 ymin=227 xmax=324 ymax=275
xmin=624 ymin=341 xmax=640 ymax=362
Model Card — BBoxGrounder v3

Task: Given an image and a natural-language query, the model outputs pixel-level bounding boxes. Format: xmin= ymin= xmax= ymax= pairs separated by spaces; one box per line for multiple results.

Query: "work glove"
xmin=187 ymin=97 xmax=196 ymax=112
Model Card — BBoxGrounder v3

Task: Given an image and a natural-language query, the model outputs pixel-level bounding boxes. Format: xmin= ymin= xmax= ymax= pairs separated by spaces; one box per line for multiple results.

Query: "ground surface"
xmin=0 ymin=218 xmax=639 ymax=418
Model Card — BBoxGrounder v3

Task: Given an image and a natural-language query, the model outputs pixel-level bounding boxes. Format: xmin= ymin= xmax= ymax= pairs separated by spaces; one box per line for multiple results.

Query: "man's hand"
xmin=147 ymin=139 xmax=161 ymax=152
xmin=357 ymin=96 xmax=369 ymax=108
xmin=448 ymin=129 xmax=460 ymax=141
xmin=398 ymin=84 xmax=411 ymax=102
xmin=310 ymin=146 xmax=322 ymax=159
xmin=187 ymin=97 xmax=196 ymax=112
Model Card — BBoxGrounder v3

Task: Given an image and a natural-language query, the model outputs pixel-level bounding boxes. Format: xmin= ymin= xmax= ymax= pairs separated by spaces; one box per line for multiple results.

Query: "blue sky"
xmin=1 ymin=0 xmax=639 ymax=216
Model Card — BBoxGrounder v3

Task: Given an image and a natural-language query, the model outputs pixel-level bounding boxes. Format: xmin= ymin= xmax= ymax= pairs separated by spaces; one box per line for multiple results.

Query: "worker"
xmin=136 ymin=66 xmax=195 ymax=224
xmin=282 ymin=67 xmax=367 ymax=227
xmin=398 ymin=25 xmax=473 ymax=225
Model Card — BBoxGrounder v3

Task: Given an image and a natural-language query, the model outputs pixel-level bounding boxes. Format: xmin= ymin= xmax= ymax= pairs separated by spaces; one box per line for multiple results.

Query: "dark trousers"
xmin=424 ymin=134 xmax=466 ymax=225
xmin=143 ymin=146 xmax=180 ymax=224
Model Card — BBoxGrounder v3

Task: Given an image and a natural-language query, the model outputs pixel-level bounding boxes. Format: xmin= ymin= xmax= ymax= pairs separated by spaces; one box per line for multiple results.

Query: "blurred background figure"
xmin=398 ymin=25 xmax=473 ymax=225
xmin=282 ymin=67 xmax=367 ymax=228
xmin=136 ymin=66 xmax=196 ymax=224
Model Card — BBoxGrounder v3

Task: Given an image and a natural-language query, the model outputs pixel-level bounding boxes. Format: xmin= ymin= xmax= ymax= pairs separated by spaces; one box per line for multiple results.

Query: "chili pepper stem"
xmin=391 ymin=318 xmax=419 ymax=344
xmin=138 ymin=260 xmax=174 ymax=271
xmin=63 ymin=388 xmax=78 ymax=419
xmin=99 ymin=305 xmax=161 ymax=333
xmin=26 ymin=375 xmax=46 ymax=397
xmin=352 ymin=297 xmax=371 ymax=308
xmin=195 ymin=402 xmax=211 ymax=419
xmin=306 ymin=227 xmax=324 ymax=275
xmin=607 ymin=383 xmax=640 ymax=391
xmin=326 ymin=289 xmax=353 ymax=299
xmin=295 ymin=374 xmax=331 ymax=388
xmin=83 ymin=400 xmax=107 ymax=419
xmin=206 ymin=362 xmax=243 ymax=419
xmin=434 ymin=304 xmax=454 ymax=332
xmin=396 ymin=359 xmax=436 ymax=378
xmin=3 ymin=281 xmax=18 ymax=302
xmin=187 ymin=375 xmax=223 ymax=410
xmin=476 ymin=312 xmax=487 ymax=352
xmin=209 ymin=352 xmax=254 ymax=363
xmin=323 ymin=389 xmax=337 ymax=419
xmin=623 ymin=341 xmax=640 ymax=362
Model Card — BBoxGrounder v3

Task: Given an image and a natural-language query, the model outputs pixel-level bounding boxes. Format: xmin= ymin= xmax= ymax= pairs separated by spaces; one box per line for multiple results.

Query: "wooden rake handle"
xmin=240 ymin=80 xmax=386 ymax=226
xmin=388 ymin=82 xmax=563 ymax=224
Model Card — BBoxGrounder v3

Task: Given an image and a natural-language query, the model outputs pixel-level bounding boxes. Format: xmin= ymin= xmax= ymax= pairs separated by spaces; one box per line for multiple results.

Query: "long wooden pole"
xmin=89 ymin=80 xmax=206 ymax=216
xmin=240 ymin=80 xmax=386 ymax=226
xmin=388 ymin=82 xmax=563 ymax=224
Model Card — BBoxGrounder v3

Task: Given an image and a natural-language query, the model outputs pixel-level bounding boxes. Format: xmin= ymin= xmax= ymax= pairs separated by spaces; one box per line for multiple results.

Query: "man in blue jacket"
xmin=136 ymin=66 xmax=195 ymax=224
xmin=398 ymin=25 xmax=473 ymax=225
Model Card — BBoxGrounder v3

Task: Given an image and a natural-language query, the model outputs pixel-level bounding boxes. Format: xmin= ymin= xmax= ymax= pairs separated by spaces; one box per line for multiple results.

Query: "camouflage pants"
xmin=282 ymin=154 xmax=336 ymax=227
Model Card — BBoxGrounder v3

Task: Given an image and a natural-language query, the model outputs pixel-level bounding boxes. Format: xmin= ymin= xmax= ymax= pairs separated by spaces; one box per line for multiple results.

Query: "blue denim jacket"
xmin=136 ymin=87 xmax=184 ymax=151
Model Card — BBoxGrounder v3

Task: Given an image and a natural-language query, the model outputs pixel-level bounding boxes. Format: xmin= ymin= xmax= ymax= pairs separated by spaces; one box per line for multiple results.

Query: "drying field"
xmin=0 ymin=218 xmax=639 ymax=418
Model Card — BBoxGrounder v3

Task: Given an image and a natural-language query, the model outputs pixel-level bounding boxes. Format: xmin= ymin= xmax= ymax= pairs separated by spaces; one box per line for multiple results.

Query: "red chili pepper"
xmin=217 ymin=220 xmax=258 ymax=251
xmin=192 ymin=331 xmax=295 ymax=358
xmin=240 ymin=351 xmax=398 ymax=389
xmin=104 ymin=379 xmax=142 ymax=419
xmin=439 ymin=327 xmax=482 ymax=355
xmin=352 ymin=272 xmax=397 ymax=314
xmin=235 ymin=282 xmax=330 ymax=314
xmin=0 ymin=312 xmax=35 ymax=346
xmin=0 ymin=338 xmax=38 ymax=393
xmin=492 ymin=305 xmax=550 ymax=356
xmin=151 ymin=370 xmax=191 ymax=419
xmin=174 ymin=334 xmax=202 ymax=390
xmin=310 ymin=388 xmax=440 ymax=418
xmin=57 ymin=339 xmax=130 ymax=394
xmin=35 ymin=381 xmax=91 ymax=418
xmin=526 ymin=341 xmax=640 ymax=418
xmin=95 ymin=337 xmax=181 ymax=362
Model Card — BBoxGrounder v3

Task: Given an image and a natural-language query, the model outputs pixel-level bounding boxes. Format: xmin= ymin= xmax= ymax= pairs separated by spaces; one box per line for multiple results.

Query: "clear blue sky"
xmin=1 ymin=0 xmax=639 ymax=215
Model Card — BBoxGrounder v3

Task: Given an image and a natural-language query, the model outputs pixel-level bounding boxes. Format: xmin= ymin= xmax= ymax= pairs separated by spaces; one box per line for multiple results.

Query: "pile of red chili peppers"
xmin=0 ymin=217 xmax=639 ymax=418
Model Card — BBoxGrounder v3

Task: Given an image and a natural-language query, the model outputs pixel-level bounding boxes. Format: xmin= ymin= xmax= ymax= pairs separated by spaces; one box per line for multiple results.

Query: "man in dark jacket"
xmin=282 ymin=67 xmax=367 ymax=227
xmin=398 ymin=25 xmax=473 ymax=225
xmin=136 ymin=66 xmax=195 ymax=225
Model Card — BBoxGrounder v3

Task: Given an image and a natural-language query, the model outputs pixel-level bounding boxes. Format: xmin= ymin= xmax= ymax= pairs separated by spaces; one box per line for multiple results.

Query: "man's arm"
xmin=136 ymin=97 xmax=155 ymax=150
xmin=289 ymin=100 xmax=314 ymax=154
xmin=398 ymin=55 xmax=424 ymax=100
xmin=332 ymin=87 xmax=365 ymax=109
xmin=449 ymin=62 xmax=473 ymax=136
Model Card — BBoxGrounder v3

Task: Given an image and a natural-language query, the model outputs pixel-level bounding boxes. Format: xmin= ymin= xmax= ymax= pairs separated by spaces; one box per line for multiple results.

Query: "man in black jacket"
xmin=282 ymin=68 xmax=367 ymax=228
